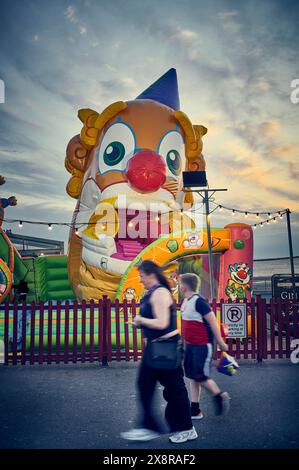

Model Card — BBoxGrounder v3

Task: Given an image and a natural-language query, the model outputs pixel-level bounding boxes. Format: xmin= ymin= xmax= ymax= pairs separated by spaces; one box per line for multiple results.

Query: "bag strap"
xmin=151 ymin=329 xmax=179 ymax=343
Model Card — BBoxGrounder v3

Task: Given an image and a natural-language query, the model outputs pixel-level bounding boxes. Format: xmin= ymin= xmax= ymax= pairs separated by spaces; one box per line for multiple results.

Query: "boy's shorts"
xmin=184 ymin=343 xmax=213 ymax=382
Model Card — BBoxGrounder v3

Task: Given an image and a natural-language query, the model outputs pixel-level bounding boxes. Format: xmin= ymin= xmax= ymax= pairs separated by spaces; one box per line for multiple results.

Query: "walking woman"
xmin=121 ymin=260 xmax=197 ymax=444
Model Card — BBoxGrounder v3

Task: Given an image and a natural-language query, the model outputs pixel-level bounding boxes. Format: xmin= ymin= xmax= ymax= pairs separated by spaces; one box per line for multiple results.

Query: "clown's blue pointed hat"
xmin=135 ymin=68 xmax=180 ymax=110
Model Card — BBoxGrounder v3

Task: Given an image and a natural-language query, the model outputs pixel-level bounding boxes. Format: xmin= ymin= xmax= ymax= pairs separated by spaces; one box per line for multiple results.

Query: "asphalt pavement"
xmin=0 ymin=360 xmax=298 ymax=449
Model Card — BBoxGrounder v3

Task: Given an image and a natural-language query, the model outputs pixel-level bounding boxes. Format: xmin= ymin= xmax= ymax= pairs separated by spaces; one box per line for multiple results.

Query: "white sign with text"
xmin=222 ymin=303 xmax=247 ymax=338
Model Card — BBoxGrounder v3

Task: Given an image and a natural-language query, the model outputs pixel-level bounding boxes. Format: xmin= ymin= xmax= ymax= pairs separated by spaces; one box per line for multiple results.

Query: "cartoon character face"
xmin=76 ymin=101 xmax=190 ymax=218
xmin=182 ymin=232 xmax=203 ymax=248
xmin=124 ymin=287 xmax=136 ymax=302
xmin=65 ymin=71 xmax=208 ymax=301
xmin=228 ymin=263 xmax=251 ymax=285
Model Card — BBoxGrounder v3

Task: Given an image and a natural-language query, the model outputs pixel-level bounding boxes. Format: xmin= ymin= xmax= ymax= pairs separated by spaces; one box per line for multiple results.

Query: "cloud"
xmin=264 ymin=186 xmax=299 ymax=203
xmin=171 ymin=28 xmax=199 ymax=43
xmin=259 ymin=120 xmax=281 ymax=136
xmin=104 ymin=63 xmax=117 ymax=72
xmin=97 ymin=76 xmax=139 ymax=100
xmin=289 ymin=161 xmax=299 ymax=179
xmin=254 ymin=77 xmax=271 ymax=92
xmin=213 ymin=137 xmax=299 ymax=210
xmin=269 ymin=144 xmax=299 ymax=158
xmin=64 ymin=5 xmax=77 ymax=24
xmin=245 ymin=47 xmax=263 ymax=58
xmin=79 ymin=25 xmax=87 ymax=35
xmin=14 ymin=193 xmax=75 ymax=212
xmin=218 ymin=11 xmax=242 ymax=34
xmin=0 ymin=0 xmax=298 ymax=253
xmin=64 ymin=4 xmax=87 ymax=36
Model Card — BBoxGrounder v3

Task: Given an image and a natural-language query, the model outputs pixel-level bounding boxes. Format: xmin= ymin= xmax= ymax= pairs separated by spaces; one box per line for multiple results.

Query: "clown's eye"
xmin=98 ymin=122 xmax=135 ymax=174
xmin=158 ymin=130 xmax=185 ymax=178
xmin=166 ymin=149 xmax=181 ymax=176
xmin=104 ymin=142 xmax=125 ymax=166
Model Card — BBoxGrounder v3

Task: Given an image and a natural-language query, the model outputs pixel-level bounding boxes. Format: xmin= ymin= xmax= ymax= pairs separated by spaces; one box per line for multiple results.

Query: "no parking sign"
xmin=222 ymin=303 xmax=247 ymax=338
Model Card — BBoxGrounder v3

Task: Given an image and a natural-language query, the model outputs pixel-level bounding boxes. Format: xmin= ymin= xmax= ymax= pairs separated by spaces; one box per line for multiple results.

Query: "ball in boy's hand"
xmin=217 ymin=352 xmax=239 ymax=376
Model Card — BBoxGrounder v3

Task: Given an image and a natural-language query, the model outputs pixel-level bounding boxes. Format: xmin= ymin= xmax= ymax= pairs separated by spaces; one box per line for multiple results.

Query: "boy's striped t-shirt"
xmin=181 ymin=294 xmax=213 ymax=345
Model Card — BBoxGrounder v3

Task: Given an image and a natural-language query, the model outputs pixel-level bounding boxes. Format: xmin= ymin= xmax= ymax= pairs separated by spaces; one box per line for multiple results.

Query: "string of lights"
xmin=0 ymin=204 xmax=206 ymax=233
xmin=0 ymin=204 xmax=288 ymax=232
xmin=211 ymin=202 xmax=288 ymax=228
xmin=251 ymin=210 xmax=287 ymax=229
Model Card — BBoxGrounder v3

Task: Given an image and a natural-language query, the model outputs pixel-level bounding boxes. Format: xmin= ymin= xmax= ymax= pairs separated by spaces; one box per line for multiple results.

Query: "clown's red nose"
xmin=126 ymin=150 xmax=166 ymax=193
xmin=238 ymin=270 xmax=247 ymax=279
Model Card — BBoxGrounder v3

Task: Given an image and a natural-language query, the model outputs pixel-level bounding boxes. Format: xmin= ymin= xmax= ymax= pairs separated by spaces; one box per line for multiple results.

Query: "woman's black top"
xmin=139 ymin=284 xmax=177 ymax=341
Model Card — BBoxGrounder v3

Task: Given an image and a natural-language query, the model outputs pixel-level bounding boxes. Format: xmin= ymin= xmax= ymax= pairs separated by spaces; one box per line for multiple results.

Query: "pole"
xmin=203 ymin=190 xmax=215 ymax=300
xmin=102 ymin=295 xmax=109 ymax=367
xmin=286 ymin=209 xmax=296 ymax=289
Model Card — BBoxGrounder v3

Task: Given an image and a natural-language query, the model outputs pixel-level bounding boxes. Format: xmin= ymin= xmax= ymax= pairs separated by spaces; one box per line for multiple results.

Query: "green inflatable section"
xmin=34 ymin=255 xmax=75 ymax=301
xmin=0 ymin=229 xmax=75 ymax=302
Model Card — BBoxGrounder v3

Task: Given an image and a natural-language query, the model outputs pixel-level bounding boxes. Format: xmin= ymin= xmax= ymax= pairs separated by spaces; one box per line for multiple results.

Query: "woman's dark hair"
xmin=138 ymin=260 xmax=171 ymax=292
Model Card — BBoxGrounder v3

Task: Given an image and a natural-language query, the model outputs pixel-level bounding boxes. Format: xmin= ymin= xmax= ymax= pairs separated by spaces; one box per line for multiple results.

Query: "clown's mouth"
xmin=76 ymin=178 xmax=181 ymax=272
xmin=114 ymin=210 xmax=170 ymax=260
xmin=81 ymin=209 xmax=172 ymax=273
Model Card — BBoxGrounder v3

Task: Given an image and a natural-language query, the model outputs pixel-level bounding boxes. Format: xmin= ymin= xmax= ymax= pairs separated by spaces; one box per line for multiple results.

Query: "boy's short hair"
xmin=180 ymin=273 xmax=199 ymax=292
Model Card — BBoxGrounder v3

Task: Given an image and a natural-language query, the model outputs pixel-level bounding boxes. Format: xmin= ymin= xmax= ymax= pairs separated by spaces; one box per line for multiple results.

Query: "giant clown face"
xmin=65 ymin=69 xmax=208 ymax=300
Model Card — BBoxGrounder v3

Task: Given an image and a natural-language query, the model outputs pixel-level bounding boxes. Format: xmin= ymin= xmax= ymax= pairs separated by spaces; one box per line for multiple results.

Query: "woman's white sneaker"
xmin=169 ymin=426 xmax=198 ymax=444
xmin=120 ymin=428 xmax=160 ymax=442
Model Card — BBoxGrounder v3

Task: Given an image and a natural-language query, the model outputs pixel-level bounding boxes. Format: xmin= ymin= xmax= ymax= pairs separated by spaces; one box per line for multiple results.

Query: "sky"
xmin=0 ymin=0 xmax=298 ymax=259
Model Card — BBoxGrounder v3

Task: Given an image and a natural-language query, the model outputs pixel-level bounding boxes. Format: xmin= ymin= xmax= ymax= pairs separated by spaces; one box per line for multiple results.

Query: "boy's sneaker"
xmin=169 ymin=426 xmax=198 ymax=444
xmin=213 ymin=392 xmax=230 ymax=416
xmin=191 ymin=410 xmax=204 ymax=420
xmin=120 ymin=428 xmax=160 ymax=442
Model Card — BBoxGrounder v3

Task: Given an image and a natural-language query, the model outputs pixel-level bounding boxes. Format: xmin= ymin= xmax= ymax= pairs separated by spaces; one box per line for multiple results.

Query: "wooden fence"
xmin=1 ymin=297 xmax=298 ymax=365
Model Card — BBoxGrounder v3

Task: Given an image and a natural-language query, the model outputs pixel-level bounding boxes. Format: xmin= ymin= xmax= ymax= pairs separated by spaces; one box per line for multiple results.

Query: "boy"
xmin=179 ymin=273 xmax=230 ymax=418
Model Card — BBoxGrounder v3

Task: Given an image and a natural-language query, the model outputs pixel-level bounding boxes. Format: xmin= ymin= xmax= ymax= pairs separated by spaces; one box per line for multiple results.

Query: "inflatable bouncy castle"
xmin=65 ymin=68 xmax=253 ymax=303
